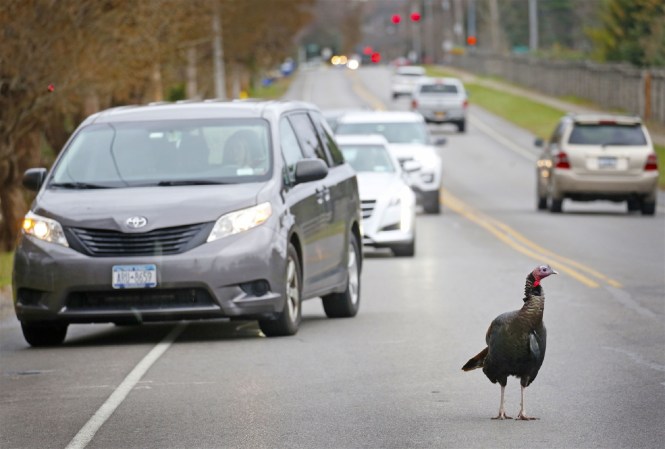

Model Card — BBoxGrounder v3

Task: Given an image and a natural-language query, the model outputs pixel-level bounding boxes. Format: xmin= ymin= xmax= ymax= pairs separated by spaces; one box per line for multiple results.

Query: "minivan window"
xmin=279 ymin=117 xmax=304 ymax=182
xmin=289 ymin=113 xmax=329 ymax=164
xmin=51 ymin=119 xmax=272 ymax=187
xmin=568 ymin=124 xmax=647 ymax=146
xmin=309 ymin=111 xmax=345 ymax=166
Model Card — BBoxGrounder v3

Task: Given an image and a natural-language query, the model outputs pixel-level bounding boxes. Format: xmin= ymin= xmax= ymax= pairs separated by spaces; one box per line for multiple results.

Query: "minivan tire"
xmin=322 ymin=235 xmax=361 ymax=318
xmin=259 ymin=243 xmax=302 ymax=337
xmin=21 ymin=322 xmax=68 ymax=347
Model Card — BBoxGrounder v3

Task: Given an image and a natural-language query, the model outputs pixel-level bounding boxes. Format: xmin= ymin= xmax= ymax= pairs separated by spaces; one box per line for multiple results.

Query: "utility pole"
xmin=467 ymin=0 xmax=476 ymax=49
xmin=212 ymin=1 xmax=226 ymax=100
xmin=529 ymin=0 xmax=539 ymax=52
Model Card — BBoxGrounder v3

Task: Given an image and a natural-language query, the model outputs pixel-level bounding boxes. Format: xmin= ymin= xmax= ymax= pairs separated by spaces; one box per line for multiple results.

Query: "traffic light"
xmin=467 ymin=35 xmax=477 ymax=46
xmin=410 ymin=12 xmax=421 ymax=22
xmin=391 ymin=14 xmax=401 ymax=24
xmin=370 ymin=52 xmax=381 ymax=63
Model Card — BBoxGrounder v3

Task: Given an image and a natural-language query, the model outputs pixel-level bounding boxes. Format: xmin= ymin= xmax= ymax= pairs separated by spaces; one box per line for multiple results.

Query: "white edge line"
xmin=65 ymin=322 xmax=188 ymax=449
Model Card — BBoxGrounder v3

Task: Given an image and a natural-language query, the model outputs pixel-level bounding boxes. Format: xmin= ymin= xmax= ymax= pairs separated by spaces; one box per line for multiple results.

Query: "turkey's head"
xmin=532 ymin=265 xmax=558 ymax=287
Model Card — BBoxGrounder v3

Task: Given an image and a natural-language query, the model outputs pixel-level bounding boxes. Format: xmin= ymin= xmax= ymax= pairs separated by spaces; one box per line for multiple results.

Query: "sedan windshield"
xmin=336 ymin=122 xmax=428 ymax=144
xmin=340 ymin=145 xmax=396 ymax=173
xmin=50 ymin=119 xmax=272 ymax=188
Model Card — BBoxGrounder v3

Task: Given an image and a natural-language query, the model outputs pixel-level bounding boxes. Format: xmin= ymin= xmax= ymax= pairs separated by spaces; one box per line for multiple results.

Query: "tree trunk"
xmin=0 ymin=149 xmax=27 ymax=251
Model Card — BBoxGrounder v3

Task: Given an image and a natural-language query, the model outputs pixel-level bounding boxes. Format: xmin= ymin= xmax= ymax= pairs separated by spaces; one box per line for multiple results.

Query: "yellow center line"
xmin=442 ymin=188 xmax=622 ymax=289
xmin=346 ymin=70 xmax=385 ymax=111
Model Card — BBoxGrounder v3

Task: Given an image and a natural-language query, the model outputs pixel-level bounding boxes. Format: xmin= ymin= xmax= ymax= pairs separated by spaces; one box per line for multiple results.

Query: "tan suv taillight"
xmin=644 ymin=153 xmax=658 ymax=171
xmin=555 ymin=152 xmax=571 ymax=169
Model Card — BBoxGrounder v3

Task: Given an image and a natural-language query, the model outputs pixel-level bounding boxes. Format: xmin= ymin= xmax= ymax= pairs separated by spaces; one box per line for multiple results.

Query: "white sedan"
xmin=336 ymin=134 xmax=417 ymax=257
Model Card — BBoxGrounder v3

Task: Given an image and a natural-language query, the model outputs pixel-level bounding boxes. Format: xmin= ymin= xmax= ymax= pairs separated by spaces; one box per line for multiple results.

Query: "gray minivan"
xmin=13 ymin=100 xmax=363 ymax=346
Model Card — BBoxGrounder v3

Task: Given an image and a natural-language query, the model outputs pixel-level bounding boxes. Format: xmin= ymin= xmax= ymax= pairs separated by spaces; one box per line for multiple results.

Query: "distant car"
xmin=391 ymin=65 xmax=427 ymax=99
xmin=411 ymin=77 xmax=468 ymax=132
xmin=336 ymin=134 xmax=417 ymax=257
xmin=335 ymin=110 xmax=445 ymax=214
xmin=13 ymin=100 xmax=363 ymax=346
xmin=535 ymin=113 xmax=659 ymax=215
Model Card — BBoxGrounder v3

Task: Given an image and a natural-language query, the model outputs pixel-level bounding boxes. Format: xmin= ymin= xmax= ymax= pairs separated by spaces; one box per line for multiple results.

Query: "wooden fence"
xmin=449 ymin=51 xmax=665 ymax=125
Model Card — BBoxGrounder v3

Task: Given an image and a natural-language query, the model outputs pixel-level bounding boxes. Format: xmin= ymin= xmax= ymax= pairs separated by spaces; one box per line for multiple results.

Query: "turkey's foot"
xmin=516 ymin=412 xmax=539 ymax=420
xmin=491 ymin=412 xmax=513 ymax=420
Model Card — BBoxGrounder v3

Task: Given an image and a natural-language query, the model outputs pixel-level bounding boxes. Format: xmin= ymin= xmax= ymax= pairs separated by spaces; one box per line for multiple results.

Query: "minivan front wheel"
xmin=259 ymin=244 xmax=302 ymax=337
xmin=21 ymin=322 xmax=68 ymax=347
xmin=322 ymin=235 xmax=361 ymax=318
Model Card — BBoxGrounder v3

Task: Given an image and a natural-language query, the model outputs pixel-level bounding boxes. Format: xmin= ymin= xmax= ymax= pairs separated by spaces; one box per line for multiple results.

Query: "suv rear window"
xmin=568 ymin=124 xmax=647 ymax=146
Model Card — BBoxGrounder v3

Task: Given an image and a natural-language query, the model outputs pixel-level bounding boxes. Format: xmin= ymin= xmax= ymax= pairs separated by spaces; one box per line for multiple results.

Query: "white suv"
xmin=535 ymin=113 xmax=659 ymax=215
xmin=335 ymin=110 xmax=445 ymax=214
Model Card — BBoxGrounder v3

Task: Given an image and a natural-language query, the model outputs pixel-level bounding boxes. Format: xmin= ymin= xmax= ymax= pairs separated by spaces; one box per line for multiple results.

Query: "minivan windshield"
xmin=50 ymin=119 xmax=272 ymax=188
xmin=336 ymin=122 xmax=428 ymax=145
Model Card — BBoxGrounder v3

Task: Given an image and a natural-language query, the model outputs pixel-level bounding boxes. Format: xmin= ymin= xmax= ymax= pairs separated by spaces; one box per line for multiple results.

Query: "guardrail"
xmin=449 ymin=52 xmax=665 ymax=125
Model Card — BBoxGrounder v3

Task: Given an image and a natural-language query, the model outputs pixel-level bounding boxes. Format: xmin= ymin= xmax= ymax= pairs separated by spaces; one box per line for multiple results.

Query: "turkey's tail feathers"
xmin=462 ymin=347 xmax=488 ymax=371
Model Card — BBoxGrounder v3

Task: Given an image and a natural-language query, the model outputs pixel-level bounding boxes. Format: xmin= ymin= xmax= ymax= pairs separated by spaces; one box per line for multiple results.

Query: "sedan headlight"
xmin=22 ymin=212 xmax=69 ymax=247
xmin=207 ymin=202 xmax=272 ymax=242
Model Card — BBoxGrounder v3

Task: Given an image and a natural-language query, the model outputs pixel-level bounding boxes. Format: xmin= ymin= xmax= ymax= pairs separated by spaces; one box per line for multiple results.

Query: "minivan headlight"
xmin=22 ymin=212 xmax=69 ymax=247
xmin=207 ymin=202 xmax=272 ymax=242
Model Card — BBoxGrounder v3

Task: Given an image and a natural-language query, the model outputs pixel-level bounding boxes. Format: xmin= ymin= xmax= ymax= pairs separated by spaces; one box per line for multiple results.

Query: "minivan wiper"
xmin=157 ymin=179 xmax=229 ymax=186
xmin=50 ymin=182 xmax=111 ymax=189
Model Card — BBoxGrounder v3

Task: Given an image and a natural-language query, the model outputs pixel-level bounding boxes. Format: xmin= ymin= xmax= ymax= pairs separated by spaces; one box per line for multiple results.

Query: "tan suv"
xmin=535 ymin=114 xmax=659 ymax=215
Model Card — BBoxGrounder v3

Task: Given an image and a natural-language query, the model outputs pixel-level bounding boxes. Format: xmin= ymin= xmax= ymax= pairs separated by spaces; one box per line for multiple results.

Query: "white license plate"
xmin=112 ymin=264 xmax=157 ymax=289
xmin=597 ymin=156 xmax=617 ymax=169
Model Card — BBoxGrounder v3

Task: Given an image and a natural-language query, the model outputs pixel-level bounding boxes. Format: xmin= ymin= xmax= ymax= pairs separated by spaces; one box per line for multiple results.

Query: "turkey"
xmin=462 ymin=264 xmax=558 ymax=420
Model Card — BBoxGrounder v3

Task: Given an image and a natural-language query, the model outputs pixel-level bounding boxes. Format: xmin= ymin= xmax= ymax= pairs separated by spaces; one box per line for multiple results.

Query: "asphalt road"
xmin=1 ymin=65 xmax=663 ymax=449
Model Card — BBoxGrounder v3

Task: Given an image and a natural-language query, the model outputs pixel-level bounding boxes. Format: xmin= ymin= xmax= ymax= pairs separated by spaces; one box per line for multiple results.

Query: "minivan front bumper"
xmin=13 ymin=225 xmax=287 ymax=325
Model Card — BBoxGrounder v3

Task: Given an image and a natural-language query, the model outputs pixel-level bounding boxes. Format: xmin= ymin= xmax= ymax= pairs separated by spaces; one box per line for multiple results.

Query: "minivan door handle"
xmin=316 ymin=186 xmax=330 ymax=205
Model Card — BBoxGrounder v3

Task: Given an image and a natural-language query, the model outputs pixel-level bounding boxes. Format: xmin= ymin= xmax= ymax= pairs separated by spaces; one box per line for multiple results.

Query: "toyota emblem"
xmin=126 ymin=216 xmax=148 ymax=229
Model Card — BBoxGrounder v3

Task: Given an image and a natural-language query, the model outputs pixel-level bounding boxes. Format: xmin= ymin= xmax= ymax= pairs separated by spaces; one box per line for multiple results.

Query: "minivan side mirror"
xmin=294 ymin=159 xmax=328 ymax=184
xmin=534 ymin=137 xmax=544 ymax=147
xmin=23 ymin=168 xmax=48 ymax=191
xmin=433 ymin=137 xmax=447 ymax=146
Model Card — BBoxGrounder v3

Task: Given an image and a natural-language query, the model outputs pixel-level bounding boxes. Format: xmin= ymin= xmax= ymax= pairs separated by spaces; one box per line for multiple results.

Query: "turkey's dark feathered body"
xmin=476 ymin=273 xmax=547 ymax=387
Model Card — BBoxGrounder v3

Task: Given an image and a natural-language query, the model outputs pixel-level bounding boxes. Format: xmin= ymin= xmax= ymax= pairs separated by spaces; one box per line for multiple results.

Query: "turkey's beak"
xmin=552 ymin=270 xmax=559 ymax=275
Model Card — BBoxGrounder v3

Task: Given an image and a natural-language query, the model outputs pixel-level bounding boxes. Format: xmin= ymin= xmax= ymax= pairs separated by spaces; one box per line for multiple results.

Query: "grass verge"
xmin=0 ymin=252 xmax=12 ymax=288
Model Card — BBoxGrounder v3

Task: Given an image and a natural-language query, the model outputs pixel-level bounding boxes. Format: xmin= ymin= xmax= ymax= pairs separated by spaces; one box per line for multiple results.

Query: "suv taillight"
xmin=411 ymin=99 xmax=417 ymax=109
xmin=644 ymin=153 xmax=658 ymax=171
xmin=555 ymin=152 xmax=571 ymax=169
xmin=463 ymin=99 xmax=468 ymax=108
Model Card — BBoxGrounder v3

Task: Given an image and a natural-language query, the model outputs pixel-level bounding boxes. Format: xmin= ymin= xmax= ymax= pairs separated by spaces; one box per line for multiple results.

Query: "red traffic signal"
xmin=466 ymin=35 xmax=477 ymax=46
xmin=370 ymin=52 xmax=381 ymax=63
xmin=410 ymin=12 xmax=421 ymax=22
xmin=391 ymin=14 xmax=401 ymax=24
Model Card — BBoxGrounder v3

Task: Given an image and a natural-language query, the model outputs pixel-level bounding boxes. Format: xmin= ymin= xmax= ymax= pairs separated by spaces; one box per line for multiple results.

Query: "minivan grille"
xmin=67 ymin=223 xmax=211 ymax=257
xmin=361 ymin=200 xmax=376 ymax=219
xmin=65 ymin=288 xmax=215 ymax=311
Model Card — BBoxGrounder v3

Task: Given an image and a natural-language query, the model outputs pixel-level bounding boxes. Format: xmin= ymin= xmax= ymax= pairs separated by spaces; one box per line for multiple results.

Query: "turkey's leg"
xmin=517 ymin=385 xmax=539 ymax=420
xmin=492 ymin=384 xmax=512 ymax=419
